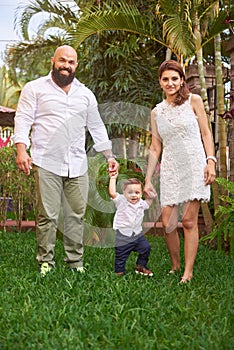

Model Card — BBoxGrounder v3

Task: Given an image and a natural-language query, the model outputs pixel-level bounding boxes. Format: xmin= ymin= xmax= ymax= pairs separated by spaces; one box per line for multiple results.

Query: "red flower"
xmin=0 ymin=136 xmax=11 ymax=148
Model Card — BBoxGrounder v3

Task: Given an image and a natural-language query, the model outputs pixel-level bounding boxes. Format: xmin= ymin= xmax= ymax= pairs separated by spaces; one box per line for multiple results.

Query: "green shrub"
xmin=200 ymin=177 xmax=234 ymax=257
xmin=0 ymin=146 xmax=35 ymax=231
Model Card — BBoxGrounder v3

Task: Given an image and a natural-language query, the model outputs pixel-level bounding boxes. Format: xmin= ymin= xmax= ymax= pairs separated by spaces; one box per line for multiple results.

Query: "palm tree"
xmin=7 ymin=0 xmax=166 ymax=165
xmin=0 ymin=65 xmax=21 ymax=108
xmin=6 ymin=0 xmax=80 ymax=85
xmin=7 ymin=0 xmax=164 ymax=107
xmin=65 ymin=0 xmax=232 ymax=231
xmin=6 ymin=0 xmax=165 ymax=232
xmin=6 ymin=0 xmax=233 ymax=232
xmin=67 ymin=1 xmax=230 ymax=61
xmin=215 ymin=33 xmax=227 ymax=179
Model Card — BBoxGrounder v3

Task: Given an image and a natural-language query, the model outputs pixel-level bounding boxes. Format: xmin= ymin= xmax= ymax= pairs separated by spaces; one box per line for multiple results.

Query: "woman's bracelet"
xmin=206 ymin=156 xmax=217 ymax=163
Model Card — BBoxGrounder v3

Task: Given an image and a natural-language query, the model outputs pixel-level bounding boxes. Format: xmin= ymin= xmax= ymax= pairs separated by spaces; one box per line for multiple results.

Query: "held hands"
xmin=144 ymin=180 xmax=157 ymax=199
xmin=109 ymin=168 xmax=118 ymax=179
xmin=108 ymin=158 xmax=119 ymax=178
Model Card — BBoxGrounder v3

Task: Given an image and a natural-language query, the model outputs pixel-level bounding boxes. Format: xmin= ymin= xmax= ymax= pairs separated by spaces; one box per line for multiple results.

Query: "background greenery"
xmin=0 ymin=147 xmax=233 ymax=255
xmin=0 ymin=146 xmax=35 ymax=230
xmin=0 ymin=232 xmax=233 ymax=350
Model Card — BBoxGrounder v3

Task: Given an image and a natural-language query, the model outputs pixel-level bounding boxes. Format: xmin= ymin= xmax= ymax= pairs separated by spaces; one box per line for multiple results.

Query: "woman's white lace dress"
xmin=155 ymin=96 xmax=210 ymax=207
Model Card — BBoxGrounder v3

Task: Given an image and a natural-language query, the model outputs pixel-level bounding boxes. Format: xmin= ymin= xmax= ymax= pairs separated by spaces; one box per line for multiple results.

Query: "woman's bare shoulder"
xmin=190 ymin=93 xmax=203 ymax=104
xmin=151 ymin=107 xmax=158 ymax=121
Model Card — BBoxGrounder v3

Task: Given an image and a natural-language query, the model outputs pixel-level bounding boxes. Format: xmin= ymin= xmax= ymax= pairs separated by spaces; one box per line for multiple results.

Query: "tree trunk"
xmin=128 ymin=129 xmax=139 ymax=159
xmin=215 ymin=33 xmax=227 ymax=206
xmin=165 ymin=48 xmax=172 ymax=61
xmin=193 ymin=11 xmax=215 ymax=231
xmin=226 ymin=37 xmax=234 ymax=182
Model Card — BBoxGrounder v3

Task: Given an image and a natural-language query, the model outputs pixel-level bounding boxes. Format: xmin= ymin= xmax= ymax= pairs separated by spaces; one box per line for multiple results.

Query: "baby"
xmin=109 ymin=171 xmax=154 ymax=276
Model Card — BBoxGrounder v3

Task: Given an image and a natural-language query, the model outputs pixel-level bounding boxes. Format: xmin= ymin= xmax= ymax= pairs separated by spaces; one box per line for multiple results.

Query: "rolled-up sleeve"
xmin=12 ymin=83 xmax=36 ymax=148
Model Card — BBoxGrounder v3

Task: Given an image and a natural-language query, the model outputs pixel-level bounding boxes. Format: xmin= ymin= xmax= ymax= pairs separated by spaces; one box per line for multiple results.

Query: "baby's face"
xmin=123 ymin=184 xmax=142 ymax=204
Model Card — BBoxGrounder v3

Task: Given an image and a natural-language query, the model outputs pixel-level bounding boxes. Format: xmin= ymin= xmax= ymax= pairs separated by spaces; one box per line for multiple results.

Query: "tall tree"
xmin=5 ymin=0 xmax=233 ymax=230
xmin=67 ymin=1 xmax=231 ymax=61
xmin=6 ymin=0 xmax=164 ymax=107
xmin=6 ymin=0 xmax=165 ymax=173
xmin=215 ymin=33 xmax=227 ymax=180
xmin=64 ymin=0 xmax=232 ymax=230
xmin=0 ymin=66 xmax=21 ymax=108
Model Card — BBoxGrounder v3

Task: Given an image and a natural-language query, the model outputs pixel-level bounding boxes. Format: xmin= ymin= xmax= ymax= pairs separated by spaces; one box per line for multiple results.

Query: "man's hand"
xmin=16 ymin=143 xmax=32 ymax=176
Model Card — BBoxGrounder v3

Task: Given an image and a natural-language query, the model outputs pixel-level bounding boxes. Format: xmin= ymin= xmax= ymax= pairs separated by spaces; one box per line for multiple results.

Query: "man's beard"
xmin=52 ymin=64 xmax=76 ymax=87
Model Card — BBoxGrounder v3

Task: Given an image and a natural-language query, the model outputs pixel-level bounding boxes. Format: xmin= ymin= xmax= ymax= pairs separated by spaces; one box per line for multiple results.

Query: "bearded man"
xmin=13 ymin=45 xmax=118 ymax=276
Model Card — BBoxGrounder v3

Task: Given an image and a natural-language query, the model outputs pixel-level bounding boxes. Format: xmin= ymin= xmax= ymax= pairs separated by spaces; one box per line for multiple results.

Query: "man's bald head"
xmin=53 ymin=45 xmax=78 ymax=63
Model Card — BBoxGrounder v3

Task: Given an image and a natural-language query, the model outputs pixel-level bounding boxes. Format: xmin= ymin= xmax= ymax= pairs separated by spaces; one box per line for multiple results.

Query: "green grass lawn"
xmin=0 ymin=231 xmax=233 ymax=350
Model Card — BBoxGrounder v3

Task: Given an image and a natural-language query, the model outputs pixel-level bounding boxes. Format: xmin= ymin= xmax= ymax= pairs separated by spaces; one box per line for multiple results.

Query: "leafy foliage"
xmin=200 ymin=177 xmax=234 ymax=256
xmin=6 ymin=37 xmax=64 ymax=86
xmin=0 ymin=66 xmax=21 ymax=108
xmin=0 ymin=146 xmax=35 ymax=231
xmin=6 ymin=0 xmax=164 ymax=107
xmin=68 ymin=0 xmax=233 ymax=63
xmin=76 ymin=31 xmax=162 ymax=107
xmin=69 ymin=2 xmax=165 ymax=47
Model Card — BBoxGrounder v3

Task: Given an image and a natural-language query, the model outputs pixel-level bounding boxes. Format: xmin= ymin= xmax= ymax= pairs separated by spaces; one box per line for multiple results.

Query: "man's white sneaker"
xmin=39 ymin=262 xmax=53 ymax=277
xmin=70 ymin=266 xmax=86 ymax=273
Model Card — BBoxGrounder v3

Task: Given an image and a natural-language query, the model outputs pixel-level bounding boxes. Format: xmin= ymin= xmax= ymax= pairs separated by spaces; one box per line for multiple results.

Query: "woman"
xmin=144 ymin=60 xmax=216 ymax=283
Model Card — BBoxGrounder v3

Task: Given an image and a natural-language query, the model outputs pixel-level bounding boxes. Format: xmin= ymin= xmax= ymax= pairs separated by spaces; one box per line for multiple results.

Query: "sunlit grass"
xmin=0 ymin=231 xmax=233 ymax=350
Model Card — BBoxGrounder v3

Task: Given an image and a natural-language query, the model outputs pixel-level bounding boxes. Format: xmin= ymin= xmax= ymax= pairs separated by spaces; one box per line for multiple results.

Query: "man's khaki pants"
xmin=33 ymin=166 xmax=88 ymax=268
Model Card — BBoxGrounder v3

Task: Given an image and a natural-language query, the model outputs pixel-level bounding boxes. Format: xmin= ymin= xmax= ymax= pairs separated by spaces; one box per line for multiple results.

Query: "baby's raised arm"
xmin=109 ymin=170 xmax=118 ymax=199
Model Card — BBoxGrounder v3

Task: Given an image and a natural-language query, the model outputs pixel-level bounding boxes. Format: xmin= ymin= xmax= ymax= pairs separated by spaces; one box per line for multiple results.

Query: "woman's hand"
xmin=144 ymin=180 xmax=157 ymax=199
xmin=204 ymin=161 xmax=216 ymax=185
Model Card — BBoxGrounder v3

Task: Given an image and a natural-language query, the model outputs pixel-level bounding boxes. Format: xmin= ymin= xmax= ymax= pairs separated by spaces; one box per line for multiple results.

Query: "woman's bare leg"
xmin=162 ymin=205 xmax=181 ymax=272
xmin=180 ymin=200 xmax=200 ymax=282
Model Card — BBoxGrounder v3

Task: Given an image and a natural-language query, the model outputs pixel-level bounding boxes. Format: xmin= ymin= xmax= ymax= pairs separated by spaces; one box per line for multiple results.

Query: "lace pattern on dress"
xmin=155 ymin=98 xmax=210 ymax=207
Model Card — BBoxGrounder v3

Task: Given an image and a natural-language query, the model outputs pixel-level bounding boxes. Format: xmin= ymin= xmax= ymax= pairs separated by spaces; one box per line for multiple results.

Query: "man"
xmin=13 ymin=45 xmax=118 ymax=276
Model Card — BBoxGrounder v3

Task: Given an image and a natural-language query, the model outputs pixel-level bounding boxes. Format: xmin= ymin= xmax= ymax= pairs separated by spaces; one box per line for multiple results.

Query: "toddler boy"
xmin=109 ymin=172 xmax=154 ymax=276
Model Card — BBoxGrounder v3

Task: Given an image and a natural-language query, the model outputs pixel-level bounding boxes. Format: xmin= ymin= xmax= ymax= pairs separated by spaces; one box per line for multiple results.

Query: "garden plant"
xmin=0 ymin=145 xmax=35 ymax=232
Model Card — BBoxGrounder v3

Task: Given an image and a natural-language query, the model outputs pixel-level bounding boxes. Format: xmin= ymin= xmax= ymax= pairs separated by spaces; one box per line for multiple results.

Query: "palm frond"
xmin=6 ymin=36 xmax=65 ymax=85
xmin=201 ymin=11 xmax=231 ymax=48
xmin=197 ymin=0 xmax=219 ymax=22
xmin=14 ymin=0 xmax=79 ymax=40
xmin=157 ymin=0 xmax=181 ymax=15
xmin=156 ymin=0 xmax=196 ymax=58
xmin=163 ymin=18 xmax=195 ymax=57
xmin=68 ymin=3 xmax=166 ymax=49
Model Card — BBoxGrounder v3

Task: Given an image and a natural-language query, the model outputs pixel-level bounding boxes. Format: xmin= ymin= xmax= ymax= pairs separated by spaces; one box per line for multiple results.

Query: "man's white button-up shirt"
xmin=13 ymin=73 xmax=112 ymax=177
